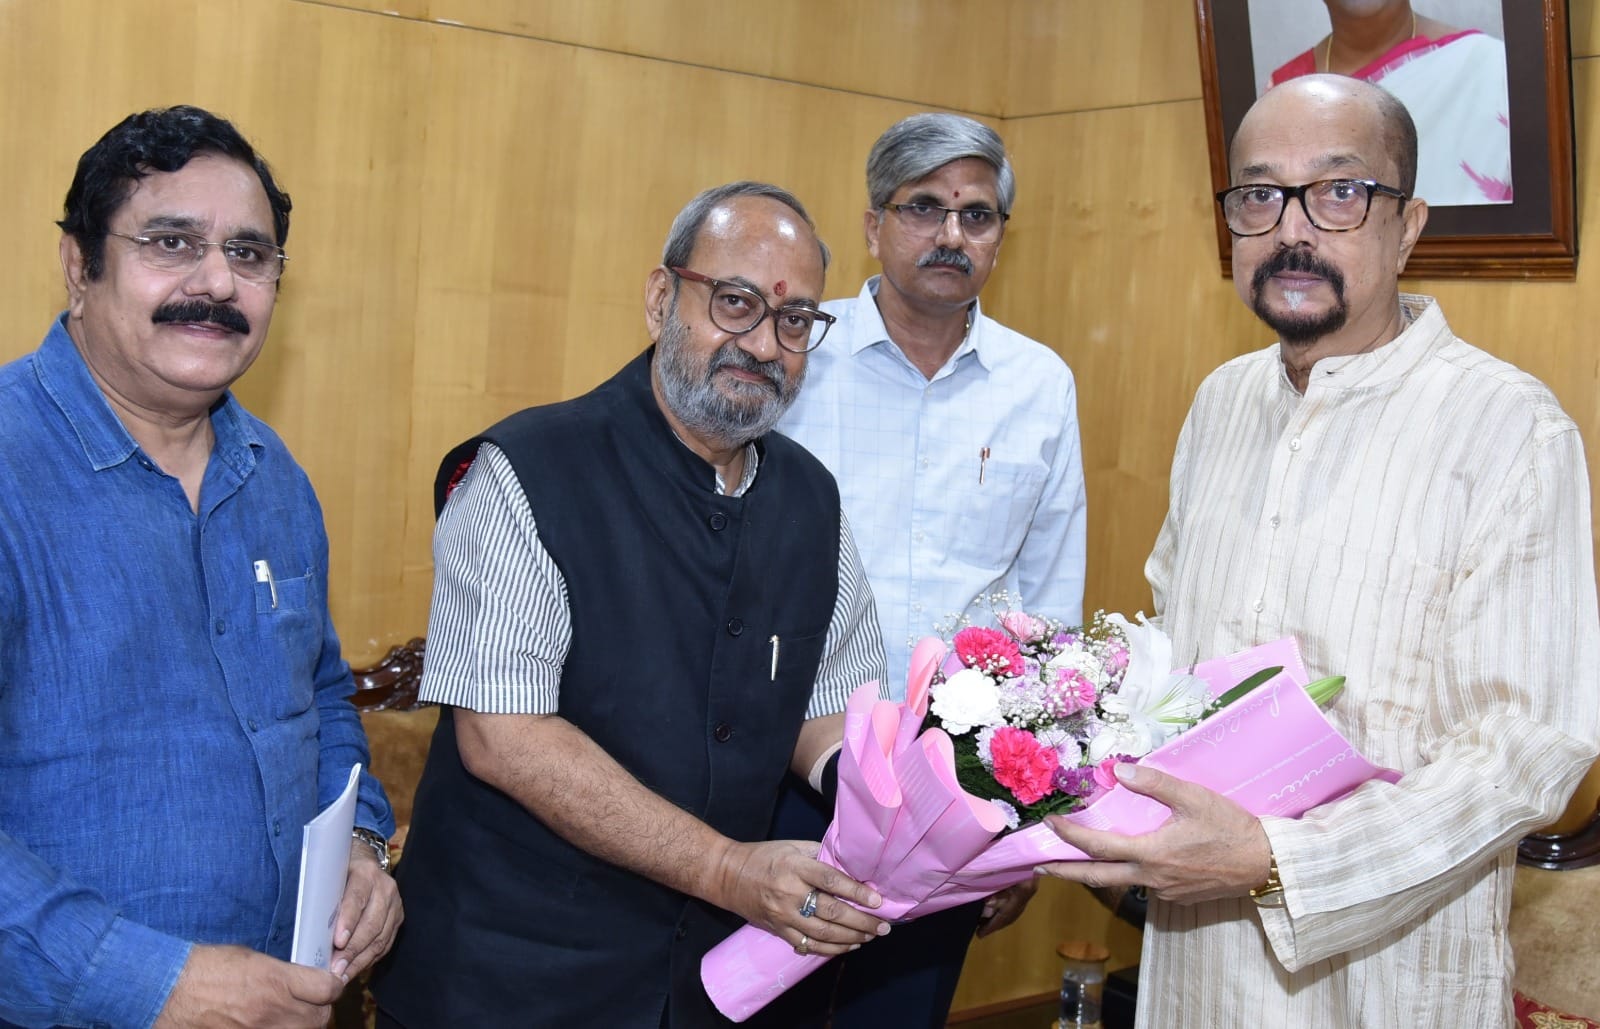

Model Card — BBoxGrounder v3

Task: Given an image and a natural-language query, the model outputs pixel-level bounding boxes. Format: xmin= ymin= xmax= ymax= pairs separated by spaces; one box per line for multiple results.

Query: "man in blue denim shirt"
xmin=0 ymin=107 xmax=400 ymax=1028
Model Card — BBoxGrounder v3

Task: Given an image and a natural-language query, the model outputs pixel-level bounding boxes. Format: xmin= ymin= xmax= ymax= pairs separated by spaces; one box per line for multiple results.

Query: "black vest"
xmin=374 ymin=352 xmax=841 ymax=1028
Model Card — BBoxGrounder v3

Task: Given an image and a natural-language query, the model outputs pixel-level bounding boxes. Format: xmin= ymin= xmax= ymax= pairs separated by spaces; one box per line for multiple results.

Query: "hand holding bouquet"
xmin=701 ymin=600 xmax=1395 ymax=1021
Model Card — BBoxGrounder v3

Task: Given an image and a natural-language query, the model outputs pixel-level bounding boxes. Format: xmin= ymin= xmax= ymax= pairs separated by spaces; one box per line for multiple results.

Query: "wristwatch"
xmin=1249 ymin=854 xmax=1285 ymax=908
xmin=352 ymin=826 xmax=391 ymax=873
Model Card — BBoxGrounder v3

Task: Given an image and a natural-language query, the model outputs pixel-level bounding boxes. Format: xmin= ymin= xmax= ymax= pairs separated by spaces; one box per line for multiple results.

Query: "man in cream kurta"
xmin=1038 ymin=76 xmax=1600 ymax=1025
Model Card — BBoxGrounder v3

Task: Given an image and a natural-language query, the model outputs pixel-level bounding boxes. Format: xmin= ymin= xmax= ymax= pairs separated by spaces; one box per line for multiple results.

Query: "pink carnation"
xmin=989 ymin=727 xmax=1061 ymax=805
xmin=1044 ymin=668 xmax=1097 ymax=718
xmin=999 ymin=610 xmax=1047 ymax=644
xmin=1102 ymin=640 xmax=1129 ymax=675
xmin=953 ymin=627 xmax=1025 ymax=677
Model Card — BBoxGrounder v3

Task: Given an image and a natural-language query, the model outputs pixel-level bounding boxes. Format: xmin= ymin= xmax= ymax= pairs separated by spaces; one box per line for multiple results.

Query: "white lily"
xmin=1091 ymin=613 xmax=1211 ymax=759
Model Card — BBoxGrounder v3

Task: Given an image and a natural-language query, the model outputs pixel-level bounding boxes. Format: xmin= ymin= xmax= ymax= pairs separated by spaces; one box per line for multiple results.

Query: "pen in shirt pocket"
xmin=979 ymin=446 xmax=991 ymax=485
xmin=253 ymin=559 xmax=278 ymax=609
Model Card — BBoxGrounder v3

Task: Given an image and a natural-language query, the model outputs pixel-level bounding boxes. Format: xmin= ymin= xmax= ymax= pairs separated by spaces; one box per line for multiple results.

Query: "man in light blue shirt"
xmin=762 ymin=113 xmax=1088 ymax=1029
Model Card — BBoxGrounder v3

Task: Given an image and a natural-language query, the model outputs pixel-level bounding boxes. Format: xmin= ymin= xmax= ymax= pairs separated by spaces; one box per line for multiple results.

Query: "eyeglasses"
xmin=669 ymin=267 xmax=835 ymax=354
xmin=882 ymin=202 xmax=1008 ymax=243
xmin=106 ymin=230 xmax=288 ymax=284
xmin=1215 ymin=179 xmax=1408 ymax=237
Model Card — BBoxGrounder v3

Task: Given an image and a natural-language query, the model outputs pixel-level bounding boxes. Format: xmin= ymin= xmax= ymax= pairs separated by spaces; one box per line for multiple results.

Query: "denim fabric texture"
xmin=0 ymin=316 xmax=393 ymax=1028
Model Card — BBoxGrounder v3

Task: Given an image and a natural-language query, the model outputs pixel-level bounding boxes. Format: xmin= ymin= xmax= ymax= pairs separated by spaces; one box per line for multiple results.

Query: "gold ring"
xmin=796 ymin=933 xmax=810 ymax=956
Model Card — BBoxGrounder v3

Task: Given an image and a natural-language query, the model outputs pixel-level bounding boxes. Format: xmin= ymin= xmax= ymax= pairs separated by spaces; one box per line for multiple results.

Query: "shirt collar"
xmin=1286 ymin=293 xmax=1448 ymax=394
xmin=851 ymin=276 xmax=992 ymax=373
xmin=714 ymin=443 xmax=760 ymax=497
xmin=34 ymin=312 xmax=262 ymax=473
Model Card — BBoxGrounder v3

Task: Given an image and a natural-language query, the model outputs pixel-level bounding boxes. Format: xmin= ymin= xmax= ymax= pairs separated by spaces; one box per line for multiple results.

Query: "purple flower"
xmin=1051 ymin=764 xmax=1098 ymax=797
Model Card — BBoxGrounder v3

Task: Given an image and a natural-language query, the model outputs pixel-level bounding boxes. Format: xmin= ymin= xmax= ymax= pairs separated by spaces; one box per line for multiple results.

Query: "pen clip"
xmin=253 ymin=559 xmax=278 ymax=610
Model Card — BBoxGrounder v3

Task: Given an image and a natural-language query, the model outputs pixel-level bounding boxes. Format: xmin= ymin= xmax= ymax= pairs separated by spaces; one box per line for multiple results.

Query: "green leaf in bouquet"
xmin=1303 ymin=675 xmax=1346 ymax=706
xmin=1208 ymin=665 xmax=1285 ymax=711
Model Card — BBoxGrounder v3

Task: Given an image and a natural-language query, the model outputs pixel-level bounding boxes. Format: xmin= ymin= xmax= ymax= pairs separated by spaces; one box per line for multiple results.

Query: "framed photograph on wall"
xmin=1195 ymin=0 xmax=1577 ymax=279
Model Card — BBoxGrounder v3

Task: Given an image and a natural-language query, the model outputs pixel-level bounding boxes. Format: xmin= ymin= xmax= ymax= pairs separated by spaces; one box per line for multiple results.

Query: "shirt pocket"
xmin=950 ymin=460 xmax=1047 ymax=568
xmin=254 ymin=569 xmax=321 ymax=719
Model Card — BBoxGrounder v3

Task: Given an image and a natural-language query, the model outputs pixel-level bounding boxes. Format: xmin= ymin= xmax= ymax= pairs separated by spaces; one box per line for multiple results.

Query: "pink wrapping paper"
xmin=700 ymin=636 xmax=1399 ymax=1021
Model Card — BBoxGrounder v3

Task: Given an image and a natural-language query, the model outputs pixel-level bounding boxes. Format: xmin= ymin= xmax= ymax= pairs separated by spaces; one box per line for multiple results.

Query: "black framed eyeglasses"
xmin=881 ymin=202 xmax=1009 ymax=243
xmin=106 ymin=229 xmax=288 ymax=283
xmin=1215 ymin=179 xmax=1408 ymax=237
xmin=669 ymin=267 xmax=834 ymax=354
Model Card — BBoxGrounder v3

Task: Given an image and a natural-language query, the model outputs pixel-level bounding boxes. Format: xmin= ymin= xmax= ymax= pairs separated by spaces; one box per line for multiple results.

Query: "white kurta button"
xmin=1253 ymin=600 xmax=1264 ymax=612
xmin=1289 ymin=437 xmax=1302 ymax=452
xmin=1269 ymin=514 xmax=1281 ymax=528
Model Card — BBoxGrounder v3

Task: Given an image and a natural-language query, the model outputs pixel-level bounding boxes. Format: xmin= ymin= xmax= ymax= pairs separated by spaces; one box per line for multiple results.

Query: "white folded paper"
xmin=290 ymin=763 xmax=362 ymax=968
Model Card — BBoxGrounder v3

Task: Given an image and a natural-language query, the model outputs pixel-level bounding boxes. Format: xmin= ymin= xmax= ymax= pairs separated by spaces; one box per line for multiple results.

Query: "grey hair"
xmin=661 ymin=181 xmax=830 ymax=271
xmin=866 ymin=113 xmax=1016 ymax=213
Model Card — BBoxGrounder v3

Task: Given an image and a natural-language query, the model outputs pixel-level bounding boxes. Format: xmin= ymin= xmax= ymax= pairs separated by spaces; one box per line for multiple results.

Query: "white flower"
xmin=1045 ymin=647 xmax=1107 ymax=689
xmin=930 ymin=668 xmax=1004 ymax=735
xmin=1093 ymin=613 xmax=1210 ymax=759
xmin=1085 ymin=708 xmax=1165 ymax=761
xmin=990 ymin=798 xmax=1021 ymax=831
xmin=1104 ymin=612 xmax=1177 ymax=698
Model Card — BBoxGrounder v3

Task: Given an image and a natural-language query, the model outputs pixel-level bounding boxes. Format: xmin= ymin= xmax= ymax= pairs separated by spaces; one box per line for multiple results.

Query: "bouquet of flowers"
xmin=926 ymin=601 xmax=1345 ymax=832
xmin=700 ymin=603 xmax=1393 ymax=1022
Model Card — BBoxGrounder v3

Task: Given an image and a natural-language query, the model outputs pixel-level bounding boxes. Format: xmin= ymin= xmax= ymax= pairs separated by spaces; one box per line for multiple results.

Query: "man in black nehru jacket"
xmin=372 ymin=181 xmax=892 ymax=1028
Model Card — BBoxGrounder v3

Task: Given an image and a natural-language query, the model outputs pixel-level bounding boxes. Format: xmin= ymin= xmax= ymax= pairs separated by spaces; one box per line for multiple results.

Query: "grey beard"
xmin=655 ymin=311 xmax=803 ymax=449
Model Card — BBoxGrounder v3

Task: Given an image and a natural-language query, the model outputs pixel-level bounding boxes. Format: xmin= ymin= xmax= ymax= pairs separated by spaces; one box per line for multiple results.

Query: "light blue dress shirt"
xmin=780 ymin=277 xmax=1087 ymax=695
xmin=0 ymin=316 xmax=393 ymax=1028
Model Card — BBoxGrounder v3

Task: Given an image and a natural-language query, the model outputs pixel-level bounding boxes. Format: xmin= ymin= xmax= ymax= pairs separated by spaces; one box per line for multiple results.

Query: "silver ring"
xmin=796 ymin=933 xmax=810 ymax=956
xmin=798 ymin=888 xmax=819 ymax=919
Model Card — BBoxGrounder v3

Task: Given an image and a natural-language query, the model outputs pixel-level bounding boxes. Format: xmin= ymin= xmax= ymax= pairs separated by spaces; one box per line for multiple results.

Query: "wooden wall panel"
xmin=1577 ymin=0 xmax=1598 ymax=58
xmin=317 ymin=0 xmax=1011 ymax=115
xmin=1005 ymin=0 xmax=1203 ymax=116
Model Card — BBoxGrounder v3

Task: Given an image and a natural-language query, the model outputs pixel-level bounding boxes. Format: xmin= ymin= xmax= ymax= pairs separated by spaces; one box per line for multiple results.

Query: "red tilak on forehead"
xmin=773 ymin=280 xmax=787 ymax=297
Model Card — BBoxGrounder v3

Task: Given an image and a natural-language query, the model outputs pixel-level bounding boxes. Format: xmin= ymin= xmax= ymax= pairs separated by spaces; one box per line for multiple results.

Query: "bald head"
xmin=1232 ymin=75 xmax=1417 ymax=197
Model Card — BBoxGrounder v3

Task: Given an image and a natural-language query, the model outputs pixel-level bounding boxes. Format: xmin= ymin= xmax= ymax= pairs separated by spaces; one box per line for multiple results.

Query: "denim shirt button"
xmin=214 ymin=619 xmax=226 ymax=635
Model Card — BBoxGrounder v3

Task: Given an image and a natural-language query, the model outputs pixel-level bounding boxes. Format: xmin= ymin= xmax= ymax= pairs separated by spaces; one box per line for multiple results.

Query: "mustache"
xmin=1250 ymin=246 xmax=1345 ymax=301
xmin=917 ymin=247 xmax=973 ymax=275
xmin=152 ymin=299 xmax=251 ymax=335
xmin=708 ymin=340 xmax=784 ymax=393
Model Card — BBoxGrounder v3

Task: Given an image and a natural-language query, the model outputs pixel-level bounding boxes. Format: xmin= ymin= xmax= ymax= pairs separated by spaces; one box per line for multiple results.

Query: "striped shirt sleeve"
xmin=807 ymin=513 xmax=890 ymax=718
xmin=418 ymin=443 xmax=571 ymax=714
xmin=420 ymin=442 xmax=886 ymax=720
